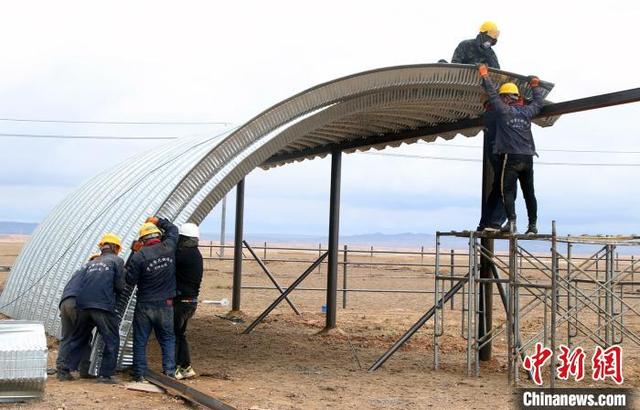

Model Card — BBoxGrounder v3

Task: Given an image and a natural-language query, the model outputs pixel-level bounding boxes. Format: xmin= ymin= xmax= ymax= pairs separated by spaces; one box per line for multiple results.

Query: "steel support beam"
xmin=325 ymin=149 xmax=342 ymax=330
xmin=478 ymin=132 xmax=493 ymax=361
xmin=145 ymin=369 xmax=236 ymax=410
xmin=231 ymin=179 xmax=245 ymax=312
xmin=263 ymin=87 xmax=640 ymax=166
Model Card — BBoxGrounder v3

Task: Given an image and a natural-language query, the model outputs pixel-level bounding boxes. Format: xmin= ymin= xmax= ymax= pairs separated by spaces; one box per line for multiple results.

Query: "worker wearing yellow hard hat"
xmin=126 ymin=216 xmax=180 ymax=381
xmin=478 ymin=63 xmax=546 ymax=236
xmin=98 ymin=232 xmax=122 ymax=254
xmin=60 ymin=231 xmax=126 ymax=384
xmin=451 ymin=21 xmax=500 ymax=69
xmin=450 ymin=22 xmax=503 ymax=232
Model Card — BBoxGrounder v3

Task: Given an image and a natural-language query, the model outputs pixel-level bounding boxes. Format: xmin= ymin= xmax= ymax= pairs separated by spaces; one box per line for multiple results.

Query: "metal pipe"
xmin=343 ymin=244 xmax=348 ymax=309
xmin=325 ymin=150 xmax=342 ymax=330
xmin=478 ymin=124 xmax=495 ymax=362
xmin=243 ymin=240 xmax=300 ymax=315
xmin=450 ymin=249 xmax=455 ymax=309
xmin=219 ymin=195 xmax=226 ymax=259
xmin=550 ymin=221 xmax=558 ymax=388
xmin=242 ymin=253 xmax=328 ymax=334
xmin=434 ymin=233 xmax=441 ymax=370
xmin=466 ymin=235 xmax=474 ymax=376
xmin=231 ymin=179 xmax=245 ymax=312
xmin=145 ymin=369 xmax=235 ymax=410
xmin=368 ymin=272 xmax=468 ymax=372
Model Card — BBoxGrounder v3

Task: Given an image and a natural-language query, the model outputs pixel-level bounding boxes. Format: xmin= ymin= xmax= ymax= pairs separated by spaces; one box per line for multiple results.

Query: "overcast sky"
xmin=1 ymin=1 xmax=639 ymax=238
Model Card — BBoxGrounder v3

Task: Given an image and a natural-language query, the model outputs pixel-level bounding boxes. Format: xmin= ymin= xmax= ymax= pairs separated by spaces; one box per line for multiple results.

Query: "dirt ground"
xmin=0 ymin=238 xmax=638 ymax=409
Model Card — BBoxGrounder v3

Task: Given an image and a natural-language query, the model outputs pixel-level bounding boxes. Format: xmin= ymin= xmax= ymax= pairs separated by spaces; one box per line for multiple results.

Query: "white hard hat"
xmin=179 ymin=223 xmax=200 ymax=238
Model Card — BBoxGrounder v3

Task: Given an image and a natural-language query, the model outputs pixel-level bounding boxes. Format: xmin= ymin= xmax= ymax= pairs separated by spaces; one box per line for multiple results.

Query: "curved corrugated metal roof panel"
xmin=0 ymin=64 xmax=555 ymax=363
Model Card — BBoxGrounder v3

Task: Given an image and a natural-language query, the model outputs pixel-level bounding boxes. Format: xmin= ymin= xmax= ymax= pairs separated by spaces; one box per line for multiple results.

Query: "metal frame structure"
xmin=0 ymin=64 xmax=559 ymax=368
xmin=1 ymin=61 xmax=639 ymax=371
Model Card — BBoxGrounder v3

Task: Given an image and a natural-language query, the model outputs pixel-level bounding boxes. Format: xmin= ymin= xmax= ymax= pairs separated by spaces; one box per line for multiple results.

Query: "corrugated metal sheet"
xmin=0 ymin=321 xmax=47 ymax=402
xmin=0 ymin=64 xmax=556 ymax=368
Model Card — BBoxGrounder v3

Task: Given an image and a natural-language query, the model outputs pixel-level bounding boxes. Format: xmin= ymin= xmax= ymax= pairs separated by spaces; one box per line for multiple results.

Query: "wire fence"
xmin=197 ymin=242 xmax=640 ymax=309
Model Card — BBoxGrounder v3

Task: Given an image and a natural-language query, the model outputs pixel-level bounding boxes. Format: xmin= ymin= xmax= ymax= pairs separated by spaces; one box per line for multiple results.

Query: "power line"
xmin=419 ymin=141 xmax=640 ymax=154
xmin=363 ymin=152 xmax=640 ymax=167
xmin=0 ymin=133 xmax=178 ymax=140
xmin=0 ymin=118 xmax=231 ymax=126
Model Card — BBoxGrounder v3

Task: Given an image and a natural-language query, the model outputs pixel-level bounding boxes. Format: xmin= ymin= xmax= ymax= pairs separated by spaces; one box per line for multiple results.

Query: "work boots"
xmin=96 ymin=376 xmax=118 ymax=384
xmin=525 ymin=224 xmax=538 ymax=235
xmin=501 ymin=219 xmax=517 ymax=234
xmin=56 ymin=369 xmax=74 ymax=381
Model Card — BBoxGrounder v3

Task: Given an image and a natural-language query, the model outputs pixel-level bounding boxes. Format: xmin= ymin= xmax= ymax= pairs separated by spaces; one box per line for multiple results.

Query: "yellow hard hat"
xmin=498 ymin=82 xmax=520 ymax=96
xmin=139 ymin=222 xmax=161 ymax=239
xmin=479 ymin=21 xmax=500 ymax=40
xmin=98 ymin=233 xmax=122 ymax=253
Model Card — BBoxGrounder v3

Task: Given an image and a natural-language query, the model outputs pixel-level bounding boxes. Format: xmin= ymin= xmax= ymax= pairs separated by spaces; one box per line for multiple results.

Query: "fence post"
xmin=421 ymin=246 xmax=424 ymax=266
xmin=317 ymin=243 xmax=322 ymax=273
xmin=264 ymin=241 xmax=267 ymax=261
xmin=209 ymin=240 xmax=213 ymax=258
xmin=632 ymin=256 xmax=635 ymax=291
xmin=450 ymin=249 xmax=455 ymax=309
xmin=370 ymin=246 xmax=374 ymax=276
xmin=343 ymin=244 xmax=348 ymax=308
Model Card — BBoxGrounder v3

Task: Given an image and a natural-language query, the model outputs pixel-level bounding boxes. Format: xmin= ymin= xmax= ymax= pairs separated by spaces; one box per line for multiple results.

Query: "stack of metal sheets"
xmin=0 ymin=320 xmax=47 ymax=402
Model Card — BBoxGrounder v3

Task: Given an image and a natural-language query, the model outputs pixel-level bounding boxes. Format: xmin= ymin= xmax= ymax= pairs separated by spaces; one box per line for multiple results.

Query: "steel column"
xmin=219 ymin=196 xmax=227 ymax=258
xmin=325 ymin=150 xmax=342 ymax=329
xmin=231 ymin=179 xmax=245 ymax=312
xmin=478 ymin=131 xmax=494 ymax=361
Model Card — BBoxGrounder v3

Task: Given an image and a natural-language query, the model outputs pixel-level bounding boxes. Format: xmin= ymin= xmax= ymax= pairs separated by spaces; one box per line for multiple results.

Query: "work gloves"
xmin=478 ymin=64 xmax=541 ymax=88
xmin=478 ymin=64 xmax=489 ymax=78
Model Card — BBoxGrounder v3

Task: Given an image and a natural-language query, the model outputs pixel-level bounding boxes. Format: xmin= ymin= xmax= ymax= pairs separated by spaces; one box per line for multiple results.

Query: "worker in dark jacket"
xmin=451 ymin=21 xmax=505 ymax=231
xmin=56 ymin=266 xmax=92 ymax=381
xmin=173 ymin=222 xmax=203 ymax=380
xmin=478 ymin=64 xmax=545 ymax=234
xmin=63 ymin=233 xmax=125 ymax=384
xmin=126 ymin=216 xmax=178 ymax=381
xmin=452 ymin=21 xmax=500 ymax=69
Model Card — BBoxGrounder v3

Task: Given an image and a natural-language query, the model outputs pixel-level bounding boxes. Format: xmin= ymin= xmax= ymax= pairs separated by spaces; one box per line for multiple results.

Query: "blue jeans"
xmin=132 ymin=300 xmax=176 ymax=377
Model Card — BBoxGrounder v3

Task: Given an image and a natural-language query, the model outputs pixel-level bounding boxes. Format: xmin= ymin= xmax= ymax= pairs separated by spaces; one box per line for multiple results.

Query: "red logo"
xmin=557 ymin=345 xmax=586 ymax=381
xmin=592 ymin=345 xmax=624 ymax=384
xmin=522 ymin=344 xmax=624 ymax=385
xmin=523 ymin=342 xmax=553 ymax=386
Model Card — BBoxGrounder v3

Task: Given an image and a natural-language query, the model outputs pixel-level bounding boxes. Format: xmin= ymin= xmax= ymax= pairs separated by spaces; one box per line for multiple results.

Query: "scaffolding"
xmin=371 ymin=222 xmax=640 ymax=387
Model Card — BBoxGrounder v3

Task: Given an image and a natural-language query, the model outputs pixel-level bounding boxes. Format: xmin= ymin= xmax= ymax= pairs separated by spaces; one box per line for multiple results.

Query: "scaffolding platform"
xmin=371 ymin=223 xmax=640 ymax=387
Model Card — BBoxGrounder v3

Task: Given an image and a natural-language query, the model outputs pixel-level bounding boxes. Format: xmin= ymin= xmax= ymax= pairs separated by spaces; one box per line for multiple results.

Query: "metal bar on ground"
xmin=144 ymin=369 xmax=236 ymax=410
xmin=242 ymin=252 xmax=328 ymax=334
xmin=368 ymin=272 xmax=469 ymax=372
xmin=231 ymin=179 xmax=245 ymax=312
xmin=325 ymin=149 xmax=342 ymax=330
xmin=243 ymin=240 xmax=301 ymax=315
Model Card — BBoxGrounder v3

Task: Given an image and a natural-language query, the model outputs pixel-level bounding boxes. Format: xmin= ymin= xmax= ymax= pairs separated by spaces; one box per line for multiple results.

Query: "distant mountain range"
xmin=0 ymin=221 xmax=451 ymax=248
xmin=2 ymin=221 xmax=635 ymax=254
xmin=0 ymin=221 xmax=37 ymax=235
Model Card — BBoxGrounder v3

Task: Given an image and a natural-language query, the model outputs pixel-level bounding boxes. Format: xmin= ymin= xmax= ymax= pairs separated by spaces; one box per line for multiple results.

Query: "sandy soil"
xmin=0 ymin=238 xmax=638 ymax=409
